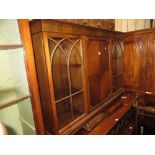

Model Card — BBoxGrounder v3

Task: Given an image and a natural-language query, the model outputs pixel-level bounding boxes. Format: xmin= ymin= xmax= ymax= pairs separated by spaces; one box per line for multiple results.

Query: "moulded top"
xmin=29 ymin=19 xmax=124 ymax=39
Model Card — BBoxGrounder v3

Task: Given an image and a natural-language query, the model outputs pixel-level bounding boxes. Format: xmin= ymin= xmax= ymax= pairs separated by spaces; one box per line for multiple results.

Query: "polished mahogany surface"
xmin=86 ymin=39 xmax=111 ymax=109
xmin=124 ymin=34 xmax=147 ymax=92
xmin=124 ymin=29 xmax=155 ymax=94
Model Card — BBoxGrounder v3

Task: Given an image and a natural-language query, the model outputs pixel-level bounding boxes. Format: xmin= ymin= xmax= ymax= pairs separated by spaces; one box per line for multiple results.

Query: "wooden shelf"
xmin=0 ymin=44 xmax=23 ymax=50
xmin=0 ymin=95 xmax=31 ymax=110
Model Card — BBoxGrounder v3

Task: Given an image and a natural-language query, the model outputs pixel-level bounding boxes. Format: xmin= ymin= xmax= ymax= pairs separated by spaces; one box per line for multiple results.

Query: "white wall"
xmin=0 ymin=19 xmax=35 ymax=135
xmin=115 ymin=19 xmax=151 ymax=32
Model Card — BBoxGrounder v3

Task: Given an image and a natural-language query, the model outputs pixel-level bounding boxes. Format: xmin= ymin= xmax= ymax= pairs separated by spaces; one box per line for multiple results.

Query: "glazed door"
xmin=86 ymin=38 xmax=110 ymax=109
xmin=48 ymin=36 xmax=86 ymax=131
xmin=124 ymin=35 xmax=147 ymax=92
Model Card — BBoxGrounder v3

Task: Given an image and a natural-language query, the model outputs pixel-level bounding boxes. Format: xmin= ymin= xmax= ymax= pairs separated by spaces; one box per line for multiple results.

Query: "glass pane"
xmin=87 ymin=40 xmax=110 ymax=109
xmin=70 ymin=42 xmax=83 ymax=94
xmin=59 ymin=39 xmax=73 ymax=58
xmin=72 ymin=92 xmax=85 ymax=118
xmin=0 ymin=98 xmax=36 ymax=135
xmin=0 ymin=48 xmax=30 ymax=105
xmin=51 ymin=46 xmax=70 ymax=101
xmin=0 ymin=19 xmax=21 ymax=44
xmin=56 ymin=98 xmax=73 ymax=130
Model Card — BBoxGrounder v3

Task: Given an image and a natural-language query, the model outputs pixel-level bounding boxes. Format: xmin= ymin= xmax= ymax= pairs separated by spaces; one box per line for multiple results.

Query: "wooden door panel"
xmin=86 ymin=39 xmax=110 ymax=109
xmin=124 ymin=35 xmax=147 ymax=91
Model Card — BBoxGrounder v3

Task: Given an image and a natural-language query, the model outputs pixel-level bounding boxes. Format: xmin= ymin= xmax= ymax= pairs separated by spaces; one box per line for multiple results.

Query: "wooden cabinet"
xmin=29 ymin=19 xmax=155 ymax=135
xmin=86 ymin=38 xmax=111 ymax=109
xmin=124 ymin=30 xmax=155 ymax=94
xmin=30 ymin=20 xmax=123 ymax=134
